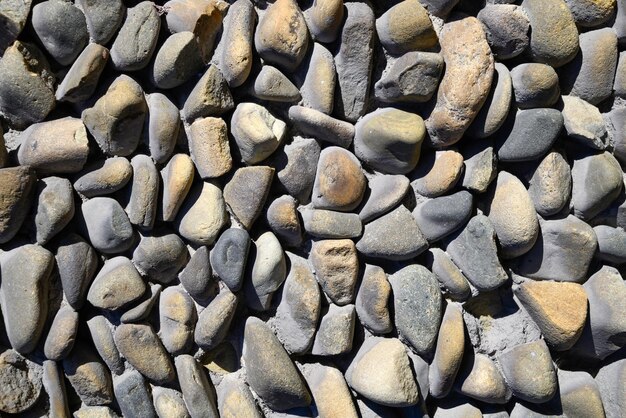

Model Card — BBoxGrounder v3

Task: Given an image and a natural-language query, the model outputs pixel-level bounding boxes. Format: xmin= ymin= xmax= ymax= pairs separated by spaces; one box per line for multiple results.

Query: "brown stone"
xmin=310 ymin=239 xmax=359 ymax=306
xmin=412 ymin=150 xmax=464 ymax=197
xmin=312 ymin=147 xmax=366 ymax=211
xmin=188 ymin=117 xmax=232 ymax=179
xmin=429 ymin=304 xmax=465 ymax=398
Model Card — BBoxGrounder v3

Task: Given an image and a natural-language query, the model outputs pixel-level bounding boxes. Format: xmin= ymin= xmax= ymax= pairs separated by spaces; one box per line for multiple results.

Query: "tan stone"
xmin=218 ymin=0 xmax=256 ymax=87
xmin=412 ymin=150 xmax=464 ymax=197
xmin=161 ymin=154 xmax=195 ymax=222
xmin=310 ymin=239 xmax=359 ymax=305
xmin=313 ymin=147 xmax=366 ymax=211
xmin=188 ymin=117 xmax=232 ymax=179
xmin=305 ymin=364 xmax=358 ymax=418
xmin=306 ymin=0 xmax=343 ymax=43
xmin=429 ymin=303 xmax=465 ymax=398
xmin=74 ymin=157 xmax=132 ymax=198
xmin=376 ymin=0 xmax=437 ymax=55
xmin=176 ymin=181 xmax=228 ymax=245
xmin=0 ymin=166 xmax=36 ymax=244
xmin=457 ymin=353 xmax=509 ymax=403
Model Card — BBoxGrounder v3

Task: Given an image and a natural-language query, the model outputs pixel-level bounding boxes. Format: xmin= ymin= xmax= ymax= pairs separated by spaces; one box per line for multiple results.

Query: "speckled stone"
xmin=313 ymin=147 xmax=366 ymax=212
xmin=110 ymin=1 xmax=161 ymax=71
xmin=527 ymin=150 xmax=572 ymax=217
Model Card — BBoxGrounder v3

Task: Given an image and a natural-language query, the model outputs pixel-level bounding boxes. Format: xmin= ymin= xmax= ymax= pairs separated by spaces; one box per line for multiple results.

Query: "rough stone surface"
xmin=376 ymin=0 xmax=437 ymax=55
xmin=355 ymin=264 xmax=392 ymax=334
xmin=87 ymin=257 xmax=145 ymax=311
xmin=183 ymin=64 xmax=234 ymax=122
xmin=231 ymin=103 xmax=286 ymax=164
xmin=110 ymin=1 xmax=161 ymax=71
xmin=477 ymin=5 xmax=529 ymax=60
xmin=561 ymin=95 xmax=608 ymax=149
xmin=176 ymin=182 xmax=228 ymax=246
xmin=527 ymin=150 xmax=572 ymax=217
xmin=56 ymin=43 xmax=109 ymax=103
xmin=313 ymin=147 xmax=365 ymax=211
xmin=224 ymin=166 xmax=274 ymax=229
xmin=571 ymin=152 xmax=623 ymax=221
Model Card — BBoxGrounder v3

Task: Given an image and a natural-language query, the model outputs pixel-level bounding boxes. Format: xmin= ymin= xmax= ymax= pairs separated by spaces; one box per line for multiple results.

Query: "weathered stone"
xmin=144 ymin=93 xmax=180 ymax=164
xmin=175 ymin=355 xmax=219 ymax=418
xmin=56 ymin=43 xmax=109 ymax=103
xmin=428 ymin=248 xmax=471 ymax=301
xmin=82 ymin=74 xmax=147 ymax=157
xmin=477 ymin=4 xmax=529 ymax=59
xmin=456 ymin=353 xmax=508 ymax=404
xmin=298 ymin=43 xmax=336 ymax=114
xmin=430 ymin=304 xmax=465 ymax=398
xmin=388 ymin=264 xmax=442 ymax=355
xmin=446 ymin=215 xmax=508 ymax=291
xmin=411 ymin=149 xmax=464 ymax=197
xmin=594 ymin=225 xmax=626 ymax=263
xmin=305 ymin=0 xmax=343 ymax=43
xmin=312 ymin=147 xmax=365 ymax=211
xmin=243 ymin=317 xmax=311 ymax=410
xmin=114 ymin=324 xmax=175 ymax=384
xmin=81 ymin=197 xmax=134 ymax=254
xmin=310 ymin=239 xmax=358 ymax=306
xmin=334 ymin=2 xmax=375 ymax=122
xmin=133 ymin=233 xmax=187 ymax=284
xmin=414 ymin=190 xmax=473 ymax=243
xmin=180 ymin=246 xmax=214 ymax=300
xmin=217 ymin=375 xmax=262 ymax=418
xmin=0 ymin=0 xmax=32 ymax=53
xmin=76 ymin=0 xmax=124 ymax=44
xmin=426 ymin=16 xmax=494 ymax=147
xmin=615 ymin=51 xmax=626 ymax=97
xmin=159 ymin=287 xmax=196 ymax=355
xmin=176 ymin=182 xmax=228 ymax=246
xmin=289 ymin=106 xmax=354 ymax=148
xmin=74 ymin=158 xmax=132 ymax=198
xmin=311 ymin=304 xmax=356 ymax=355
xmin=31 ymin=177 xmax=74 ymax=245
xmin=468 ymin=63 xmax=512 ymax=138
xmin=376 ymin=0 xmax=437 ymax=55
xmin=62 ymin=343 xmax=113 ymax=406
xmin=527 ymin=150 xmax=572 ymax=216
xmin=187 ymin=118 xmax=232 ymax=181
xmin=183 ymin=64 xmax=234 ymax=122
xmin=74 ymin=406 xmax=119 ymax=418
xmin=460 ymin=141 xmax=497 ymax=193
xmin=44 ymin=305 xmax=78 ymax=361
xmin=152 ymin=31 xmax=204 ymax=89
xmin=252 ymin=65 xmax=301 ymax=102
xmin=120 ymin=283 xmax=162 ymax=324
xmin=571 ymin=152 xmax=623 ymax=220
xmin=355 ymin=264 xmax=391 ymax=334
xmin=510 ymin=63 xmax=560 ymax=108
xmin=195 ymin=289 xmax=237 ymax=350
xmin=245 ymin=231 xmax=286 ymax=311
xmin=231 ymin=103 xmax=286 ymax=164
xmin=359 ymin=174 xmax=409 ymax=223
xmin=275 ymin=137 xmax=321 ymax=203
xmin=86 ymin=316 xmax=124 ymax=375
xmin=161 ymin=154 xmax=194 ymax=222
xmin=224 ymin=166 xmax=274 ymax=229
xmin=217 ymin=0 xmax=256 ymax=87
xmin=595 ymin=358 xmax=626 ymax=418
xmin=301 ymin=207 xmax=362 ymax=238
xmin=555 ymin=369 xmax=606 ymax=418
xmin=304 ymin=364 xmax=358 ymax=418
xmin=267 ymin=195 xmax=302 ymax=247
xmin=561 ymin=95 xmax=608 ymax=149
xmin=0 ymin=350 xmax=42 ymax=414
xmin=55 ymin=234 xmax=98 ymax=310
xmin=211 ymin=228 xmax=250 ymax=292
xmin=87 ymin=257 xmax=145 ymax=311
xmin=346 ymin=337 xmax=419 ymax=407
xmin=113 ymin=370 xmax=156 ymax=418
xmin=375 ymin=51 xmax=443 ymax=104
xmin=126 ymin=154 xmax=159 ymax=230
xmin=566 ymin=0 xmax=615 ymax=26
xmin=152 ymin=387 xmax=188 ymax=418
xmin=42 ymin=360 xmax=70 ymax=418
xmin=110 ymin=1 xmax=161 ymax=71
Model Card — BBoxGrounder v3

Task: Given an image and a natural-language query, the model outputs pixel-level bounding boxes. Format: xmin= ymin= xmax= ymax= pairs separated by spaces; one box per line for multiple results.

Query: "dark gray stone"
xmin=275 ymin=136 xmax=321 ymax=203
xmin=120 ymin=283 xmax=162 ymax=324
xmin=32 ymin=177 xmax=74 ymax=245
xmin=56 ymin=43 xmax=109 ymax=103
xmin=477 ymin=4 xmax=529 ymax=59
xmin=132 ymin=232 xmax=188 ymax=284
xmin=0 ymin=0 xmax=32 ymax=53
xmin=413 ymin=190 xmax=473 ymax=243
xmin=355 ymin=264 xmax=392 ymax=334
xmin=359 ymin=174 xmax=409 ymax=223
xmin=180 ymin=246 xmax=215 ymax=300
xmin=87 ymin=257 xmax=146 ymax=311
xmin=113 ymin=371 xmax=156 ymax=418
xmin=76 ymin=0 xmax=124 ymax=44
xmin=594 ymin=225 xmax=626 ymax=263
xmin=510 ymin=63 xmax=560 ymax=109
xmin=210 ymin=228 xmax=250 ymax=292
xmin=55 ymin=233 xmax=98 ymax=310
xmin=81 ymin=197 xmax=134 ymax=254
xmin=194 ymin=289 xmax=237 ymax=350
xmin=301 ymin=207 xmax=362 ymax=238
xmin=62 ymin=343 xmax=113 ymax=406
xmin=418 ymin=0 xmax=459 ymax=16
xmin=374 ymin=52 xmax=443 ymax=103
xmin=86 ymin=315 xmax=124 ymax=375
xmin=175 ymin=355 xmax=219 ymax=418
xmin=152 ymin=31 xmax=204 ymax=89
xmin=110 ymin=1 xmax=161 ymax=71
xmin=571 ymin=152 xmax=623 ymax=221
xmin=311 ymin=304 xmax=356 ymax=356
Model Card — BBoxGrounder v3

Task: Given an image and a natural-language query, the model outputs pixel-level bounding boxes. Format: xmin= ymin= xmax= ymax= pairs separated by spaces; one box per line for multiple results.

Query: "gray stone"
xmin=428 ymin=248 xmax=471 ymax=301
xmin=252 ymin=65 xmax=301 ymax=102
xmin=133 ymin=232 xmax=188 ymax=284
xmin=0 ymin=350 xmax=42 ymax=414
xmin=56 ymin=43 xmax=109 ymax=103
xmin=43 ymin=305 xmax=78 ymax=361
xmin=275 ymin=137 xmax=321 ymax=203
xmin=82 ymin=74 xmax=147 ymax=157
xmin=610 ymin=108 xmax=626 ymax=165
xmin=429 ymin=303 xmax=465 ymax=398
xmin=355 ymin=264 xmax=392 ymax=334
xmin=267 ymin=195 xmax=303 ymax=248
xmin=175 ymin=355 xmax=219 ymax=418
xmin=274 ymin=252 xmax=321 ymax=354
xmin=32 ymin=0 xmax=88 ymax=65
xmin=161 ymin=154 xmax=194 ymax=222
xmin=388 ymin=264 xmax=442 ymax=355
xmin=195 ymin=289 xmax=237 ymax=350
xmin=62 ymin=343 xmax=113 ymax=406
xmin=375 ymin=0 xmax=437 ymax=55
xmin=87 ymin=257 xmax=145 ymax=311
xmin=301 ymin=207 xmax=362 ymax=238
xmin=528 ymin=150 xmax=572 ymax=217
xmin=76 ymin=0 xmax=124 ymax=44
xmin=0 ymin=0 xmax=32 ymax=53
xmin=55 ymin=233 xmax=98 ymax=310
xmin=310 ymin=239 xmax=359 ymax=306
xmin=468 ymin=63 xmax=512 ymax=138
xmin=74 ymin=157 xmax=133 ymax=198
xmin=224 ymin=166 xmax=274 ymax=229
xmin=153 ymin=31 xmax=204 ymax=89
xmin=183 ymin=64 xmax=234 ymax=122
xmin=566 ymin=0 xmax=615 ymax=27
xmin=298 ymin=43 xmax=336 ymax=114
xmin=334 ymin=2 xmax=375 ymax=122
xmin=120 ymin=283 xmax=162 ymax=324
xmin=305 ymin=0 xmax=343 ymax=43
xmin=179 ymin=246 xmax=214 ymax=300
xmin=357 ymin=205 xmax=428 ymax=261
xmin=571 ymin=152 xmax=623 ymax=220
xmin=217 ymin=375 xmax=262 ymax=418
xmin=245 ymin=231 xmax=286 ymax=311
xmin=413 ymin=190 xmax=473 ymax=243
xmin=514 ymin=215 xmax=597 ymax=282
xmin=289 ymin=106 xmax=354 ymax=148
xmin=375 ymin=51 xmax=443 ymax=103
xmin=243 ymin=317 xmax=311 ymax=410
xmin=144 ymin=93 xmax=180 ymax=164
xmin=32 ymin=177 xmax=74 ymax=245
xmin=0 ymin=245 xmax=52 ymax=354
xmin=176 ymin=181 xmax=228 ymax=246
xmin=42 ymin=360 xmax=70 ymax=418
xmin=0 ymin=41 xmax=55 ymax=129
xmin=211 ymin=228 xmax=250 ymax=292
xmin=81 ymin=197 xmax=134 ymax=254
xmin=86 ymin=316 xmax=124 ymax=375
xmin=311 ymin=304 xmax=356 ymax=356
xmin=510 ymin=63 xmax=560 ymax=109
xmin=477 ymin=4 xmax=529 ymax=59
xmin=159 ymin=287 xmax=196 ymax=355
xmin=561 ymin=95 xmax=608 ymax=149
xmin=594 ymin=225 xmax=626 ymax=263
xmin=615 ymin=51 xmax=626 ymax=98
xmin=461 ymin=141 xmax=497 ymax=193
xmin=126 ymin=154 xmax=159 ymax=230
xmin=217 ymin=0 xmax=256 ymax=87
xmin=496 ymin=108 xmax=563 ymax=162
xmin=359 ymin=174 xmax=409 ymax=222
xmin=418 ymin=0 xmax=459 ymax=16
xmin=595 ymin=358 xmax=626 ymax=418
xmin=446 ymin=215 xmax=508 ymax=291
xmin=231 ymin=103 xmax=286 ymax=164
xmin=113 ymin=371 xmax=156 ymax=418
xmin=615 ymin=0 xmax=626 ymax=45
xmin=110 ymin=1 xmax=161 ymax=71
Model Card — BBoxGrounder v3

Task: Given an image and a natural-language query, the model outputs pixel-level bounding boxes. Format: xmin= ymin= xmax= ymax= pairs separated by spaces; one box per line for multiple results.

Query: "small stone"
xmin=252 ymin=65 xmax=301 ymax=102
xmin=461 ymin=141 xmax=497 ymax=193
xmin=413 ymin=190 xmax=473 ymax=242
xmin=561 ymin=95 xmax=608 ymax=149
xmin=521 ymin=0 xmax=579 ymax=67
xmin=445 ymin=214 xmax=508 ymax=291
xmin=120 ymin=283 xmax=162 ymax=324
xmin=571 ymin=151 xmax=623 ymax=220
xmin=31 ymin=177 xmax=74 ymax=245
xmin=243 ymin=317 xmax=312 ymax=411
xmin=86 ymin=316 xmax=124 ymax=375
xmin=126 ymin=154 xmax=159 ymax=230
xmin=56 ymin=43 xmax=109 ymax=103
xmin=161 ymin=154 xmax=194 ymax=222
xmin=301 ymin=207 xmax=362 ymax=238
xmin=275 ymin=137 xmax=321 ymax=203
xmin=297 ymin=43 xmax=336 ymax=115
xmin=267 ymin=195 xmax=303 ymax=247
xmin=595 ymin=358 xmax=626 ymax=418
xmin=561 ymin=28 xmax=618 ymax=105
xmin=357 ymin=205 xmax=428 ymax=260
xmin=426 ymin=16 xmax=494 ymax=147
xmin=110 ymin=1 xmax=161 ymax=71
xmin=176 ymin=181 xmax=228 ymax=246
xmin=594 ymin=225 xmax=626 ymax=263
xmin=355 ymin=264 xmax=392 ymax=334
xmin=355 ymin=108 xmax=425 ymax=174
xmin=42 ymin=360 xmax=70 ymax=418
xmin=175 ymin=355 xmax=219 ymax=417
xmin=180 ymin=246 xmax=214 ymax=300
xmin=312 ymin=147 xmax=365 ymax=211
xmin=610 ymin=107 xmax=626 ymax=165
xmin=133 ymin=232 xmax=187 ymax=284
xmin=359 ymin=174 xmax=409 ymax=223
xmin=87 ymin=257 xmax=145 ymax=311
xmin=374 ymin=51 xmax=444 ymax=103
xmin=211 ymin=228 xmax=250 ymax=292
xmin=31 ymin=0 xmax=88 ymax=65
xmin=76 ymin=0 xmax=124 ymax=44
xmin=615 ymin=51 xmax=626 ymax=97
xmin=224 ymin=166 xmax=274 ymax=229
xmin=168 ymin=0 xmax=224 ymax=61
xmin=311 ymin=304 xmax=356 ymax=356
xmin=82 ymin=74 xmax=147 ymax=157
xmin=304 ymin=364 xmax=358 ymax=418
xmin=217 ymin=0 xmax=256 ymax=87
xmin=288 ymin=106 xmax=354 ymax=148
xmin=0 ymin=41 xmax=55 ymax=129
xmin=566 ymin=0 xmax=615 ymax=27
xmin=456 ymin=353 xmax=508 ymax=404
xmin=274 ymin=252 xmax=321 ymax=354
xmin=388 ymin=264 xmax=442 ymax=355
xmin=555 ymin=369 xmax=606 ymax=418
xmin=81 ymin=197 xmax=134 ymax=254
xmin=418 ymin=0 xmax=459 ymax=16
xmin=74 ymin=406 xmax=119 ymax=418
xmin=428 ymin=248 xmax=471 ymax=301
xmin=477 ymin=5 xmax=530 ymax=60
xmin=514 ymin=215 xmax=597 ymax=282
xmin=187 ymin=117 xmax=232 ymax=180
xmin=376 ymin=0 xmax=437 ymax=55
xmin=496 ymin=108 xmax=563 ymax=162
xmin=152 ymin=387 xmax=189 ymax=418
xmin=497 ymin=340 xmax=557 ymax=403
xmin=0 ymin=350 xmax=42 ymax=414
xmin=0 ymin=245 xmax=52 ymax=354
xmin=159 ymin=287 xmax=196 ymax=355
xmin=516 ymin=281 xmax=587 ymax=350
xmin=527 ymin=150 xmax=572 ymax=216
xmin=152 ymin=31 xmax=204 ymax=89
xmin=0 ymin=0 xmax=32 ymax=53
xmin=55 ymin=234 xmax=98 ymax=310
xmin=195 ymin=289 xmax=237 ymax=350
xmin=346 ymin=337 xmax=419 ymax=407
xmin=182 ymin=64 xmax=234 ymax=122
xmin=255 ymin=0 xmax=308 ymax=71
xmin=44 ymin=306 xmax=78 ymax=361
xmin=113 ymin=372 xmax=156 ymax=417
xmin=245 ymin=231 xmax=286 ymax=311
xmin=217 ymin=375 xmax=262 ymax=418
xmin=305 ymin=0 xmax=343 ymax=43
xmin=429 ymin=304 xmax=465 ymax=398
xmin=231 ymin=103 xmax=286 ymax=164
xmin=62 ymin=343 xmax=113 ymax=406
xmin=114 ymin=324 xmax=175 ymax=384
xmin=411 ymin=149 xmax=464 ymax=197
xmin=144 ymin=93 xmax=180 ymax=164
xmin=468 ymin=63 xmax=512 ymax=139
xmin=310 ymin=239 xmax=358 ymax=306
xmin=74 ymin=158 xmax=133 ymax=198
xmin=614 ymin=0 xmax=626 ymax=44
xmin=510 ymin=63 xmax=560 ymax=109
xmin=334 ymin=2 xmax=375 ymax=122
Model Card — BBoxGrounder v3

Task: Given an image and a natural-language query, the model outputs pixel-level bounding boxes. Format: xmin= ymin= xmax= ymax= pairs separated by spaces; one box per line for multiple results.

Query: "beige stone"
xmin=188 ymin=117 xmax=232 ymax=179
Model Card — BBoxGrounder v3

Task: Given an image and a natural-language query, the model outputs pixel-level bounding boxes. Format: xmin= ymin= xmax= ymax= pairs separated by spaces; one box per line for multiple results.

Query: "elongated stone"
xmin=56 ymin=43 xmax=109 ymax=103
xmin=110 ymin=1 xmax=161 ymax=71
xmin=218 ymin=0 xmax=256 ymax=87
